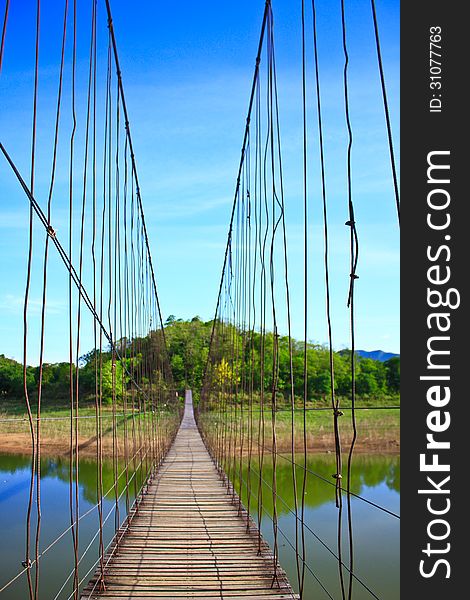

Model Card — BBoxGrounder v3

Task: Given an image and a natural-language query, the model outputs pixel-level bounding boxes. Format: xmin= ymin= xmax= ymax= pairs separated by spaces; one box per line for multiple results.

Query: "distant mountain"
xmin=356 ymin=350 xmax=399 ymax=362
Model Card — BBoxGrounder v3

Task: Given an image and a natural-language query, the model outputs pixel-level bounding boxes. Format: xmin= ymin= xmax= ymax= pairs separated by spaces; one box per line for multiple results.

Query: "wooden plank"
xmin=80 ymin=391 xmax=298 ymax=600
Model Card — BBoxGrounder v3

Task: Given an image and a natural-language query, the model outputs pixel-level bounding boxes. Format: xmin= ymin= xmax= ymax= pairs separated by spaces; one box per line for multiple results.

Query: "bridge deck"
xmin=81 ymin=390 xmax=298 ymax=600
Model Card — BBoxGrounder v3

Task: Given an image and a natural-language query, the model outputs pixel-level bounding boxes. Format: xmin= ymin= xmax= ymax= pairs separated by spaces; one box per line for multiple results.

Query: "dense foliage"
xmin=0 ymin=354 xmax=72 ymax=399
xmin=0 ymin=318 xmax=399 ymax=406
xmin=163 ymin=317 xmax=399 ymax=404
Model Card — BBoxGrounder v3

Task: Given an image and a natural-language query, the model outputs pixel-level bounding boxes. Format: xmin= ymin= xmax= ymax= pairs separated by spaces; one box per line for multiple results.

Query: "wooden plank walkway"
xmin=81 ymin=390 xmax=298 ymax=600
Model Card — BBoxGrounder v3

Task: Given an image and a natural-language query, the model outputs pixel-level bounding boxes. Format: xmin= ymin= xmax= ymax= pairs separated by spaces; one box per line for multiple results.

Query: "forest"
xmin=0 ymin=316 xmax=399 ymax=407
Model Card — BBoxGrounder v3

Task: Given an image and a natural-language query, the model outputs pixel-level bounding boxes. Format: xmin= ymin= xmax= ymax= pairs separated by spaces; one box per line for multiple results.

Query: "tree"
xmin=0 ymin=317 xmax=400 ymax=406
xmin=0 ymin=355 xmax=29 ymax=396
xmin=384 ymin=357 xmax=400 ymax=392
xmin=312 ymin=371 xmax=331 ymax=397
xmin=80 ymin=352 xmax=126 ymax=404
xmin=214 ymin=357 xmax=239 ymax=388
xmin=170 ymin=354 xmax=186 ymax=387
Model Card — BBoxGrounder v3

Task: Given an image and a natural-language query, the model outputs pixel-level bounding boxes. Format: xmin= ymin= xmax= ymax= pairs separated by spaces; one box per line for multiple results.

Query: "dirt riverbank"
xmin=0 ymin=429 xmax=399 ymax=457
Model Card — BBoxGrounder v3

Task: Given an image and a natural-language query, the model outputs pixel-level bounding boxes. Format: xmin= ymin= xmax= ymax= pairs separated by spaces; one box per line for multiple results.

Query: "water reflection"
xmin=231 ymin=453 xmax=400 ymax=600
xmin=0 ymin=453 xmax=399 ymax=600
xmin=0 ymin=453 xmax=143 ymax=599
xmin=231 ymin=453 xmax=400 ymax=515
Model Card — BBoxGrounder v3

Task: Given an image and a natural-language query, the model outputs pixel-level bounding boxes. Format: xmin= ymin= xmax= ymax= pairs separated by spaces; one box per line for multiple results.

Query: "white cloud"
xmin=0 ymin=294 xmax=64 ymax=315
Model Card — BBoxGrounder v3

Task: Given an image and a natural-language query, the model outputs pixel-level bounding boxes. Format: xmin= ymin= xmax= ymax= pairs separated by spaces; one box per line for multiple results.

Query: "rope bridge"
xmin=0 ymin=0 xmax=399 ymax=599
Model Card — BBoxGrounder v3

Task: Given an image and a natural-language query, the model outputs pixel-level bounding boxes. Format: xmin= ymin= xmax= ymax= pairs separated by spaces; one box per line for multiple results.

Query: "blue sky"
xmin=0 ymin=0 xmax=399 ymax=365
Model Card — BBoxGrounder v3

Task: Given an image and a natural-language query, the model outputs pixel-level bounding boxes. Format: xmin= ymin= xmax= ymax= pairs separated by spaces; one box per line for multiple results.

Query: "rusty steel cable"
xmin=310 ymin=0 xmax=346 ymax=596
xmin=0 ymin=0 xmax=10 ymax=72
xmin=89 ymin=0 xmax=105 ymax=588
xmin=370 ymin=0 xmax=400 ymax=223
xmin=122 ymin=133 xmax=131 ymax=523
xmin=111 ymin=75 xmax=120 ymax=541
xmin=33 ymin=1 xmax=69 ymax=597
xmin=23 ymin=1 xmax=41 ymax=597
xmin=69 ymin=3 xmax=97 ymax=593
xmin=104 ymin=0 xmax=172 ymax=371
xmin=269 ymin=18 xmax=302 ymax=587
xmin=299 ymin=0 xmax=309 ymax=595
xmin=67 ymin=0 xmax=78 ymax=593
xmin=266 ymin=7 xmax=282 ymax=585
xmin=339 ymin=0 xmax=360 ymax=597
xmin=201 ymin=0 xmax=271 ymax=386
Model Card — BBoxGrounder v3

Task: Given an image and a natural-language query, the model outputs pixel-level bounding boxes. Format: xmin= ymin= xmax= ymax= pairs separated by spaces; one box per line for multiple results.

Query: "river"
xmin=0 ymin=452 xmax=399 ymax=599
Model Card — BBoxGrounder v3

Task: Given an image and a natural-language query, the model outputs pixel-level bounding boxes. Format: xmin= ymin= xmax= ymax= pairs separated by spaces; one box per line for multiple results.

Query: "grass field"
xmin=0 ymin=397 xmax=181 ymax=456
xmin=0 ymin=396 xmax=399 ymax=456
xmin=199 ymin=402 xmax=400 ymax=454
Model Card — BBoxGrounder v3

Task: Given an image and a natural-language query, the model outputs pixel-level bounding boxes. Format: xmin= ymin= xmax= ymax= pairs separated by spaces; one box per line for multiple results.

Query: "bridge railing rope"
xmin=0 ymin=1 xmax=181 ymax=598
xmin=196 ymin=1 xmax=399 ymax=599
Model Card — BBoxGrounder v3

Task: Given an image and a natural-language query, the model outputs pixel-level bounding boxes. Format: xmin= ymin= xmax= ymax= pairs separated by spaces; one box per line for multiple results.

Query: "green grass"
xmin=1 ymin=395 xmax=399 ymax=455
xmin=198 ymin=403 xmax=400 ymax=453
xmin=0 ymin=396 xmax=181 ymax=454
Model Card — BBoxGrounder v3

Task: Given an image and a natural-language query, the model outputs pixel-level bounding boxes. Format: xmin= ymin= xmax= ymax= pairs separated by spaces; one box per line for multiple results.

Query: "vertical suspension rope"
xmin=299 ymin=0 xmax=308 ymax=595
xmin=21 ymin=0 xmax=39 ymax=595
xmin=71 ymin=4 xmax=96 ymax=593
xmin=35 ymin=0 xmax=69 ymax=596
xmin=97 ymin=29 xmax=113 ymax=590
xmin=21 ymin=1 xmax=41 ymax=597
xmin=89 ymin=0 xmax=105 ymax=587
xmin=310 ymin=0 xmax=346 ymax=596
xmin=246 ymin=132 xmax=254 ymax=530
xmin=339 ymin=1 xmax=360 ymax=598
xmin=112 ymin=75 xmax=120 ymax=540
xmin=31 ymin=3 xmax=42 ymax=598
xmin=257 ymin=70 xmax=269 ymax=555
xmin=266 ymin=7 xmax=280 ymax=585
xmin=122 ymin=134 xmax=131 ymax=525
xmin=130 ymin=166 xmax=138 ymax=506
xmin=67 ymin=0 xmax=78 ymax=595
xmin=370 ymin=0 xmax=400 ymax=223
xmin=269 ymin=16 xmax=299 ymax=589
xmin=0 ymin=0 xmax=10 ymax=72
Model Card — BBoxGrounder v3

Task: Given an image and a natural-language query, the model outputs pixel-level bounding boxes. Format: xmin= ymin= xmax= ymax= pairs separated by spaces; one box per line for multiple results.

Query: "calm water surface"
xmin=0 ymin=453 xmax=399 ymax=599
xmin=234 ymin=453 xmax=400 ymax=600
xmin=0 ymin=454 xmax=141 ymax=599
